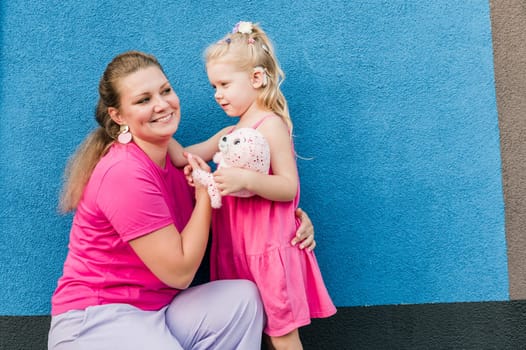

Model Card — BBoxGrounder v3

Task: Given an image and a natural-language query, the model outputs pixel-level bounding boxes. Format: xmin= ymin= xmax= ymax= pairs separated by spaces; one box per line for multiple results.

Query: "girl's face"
xmin=109 ymin=66 xmax=180 ymax=146
xmin=206 ymin=60 xmax=259 ymax=118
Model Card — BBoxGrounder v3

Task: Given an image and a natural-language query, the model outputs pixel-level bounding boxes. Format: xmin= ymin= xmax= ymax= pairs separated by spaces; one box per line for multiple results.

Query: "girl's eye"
xmin=162 ymin=87 xmax=172 ymax=95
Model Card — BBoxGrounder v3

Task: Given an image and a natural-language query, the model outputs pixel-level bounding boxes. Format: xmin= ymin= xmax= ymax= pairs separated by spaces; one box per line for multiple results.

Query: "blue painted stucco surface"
xmin=0 ymin=1 xmax=508 ymax=315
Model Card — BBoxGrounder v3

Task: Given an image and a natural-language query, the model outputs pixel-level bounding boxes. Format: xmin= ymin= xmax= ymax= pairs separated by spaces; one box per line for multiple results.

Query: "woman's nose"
xmin=154 ymin=95 xmax=170 ymax=111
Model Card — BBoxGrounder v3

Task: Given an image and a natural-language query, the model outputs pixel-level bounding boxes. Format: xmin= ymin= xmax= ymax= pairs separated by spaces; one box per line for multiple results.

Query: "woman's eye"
xmin=137 ymin=97 xmax=150 ymax=104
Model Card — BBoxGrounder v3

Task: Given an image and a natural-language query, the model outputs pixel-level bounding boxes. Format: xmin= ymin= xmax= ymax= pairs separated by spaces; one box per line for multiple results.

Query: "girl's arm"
xmin=128 ymin=156 xmax=212 ymax=289
xmin=168 ymin=126 xmax=233 ymax=167
xmin=168 ymin=138 xmax=187 ymax=167
xmin=214 ymin=117 xmax=298 ymax=201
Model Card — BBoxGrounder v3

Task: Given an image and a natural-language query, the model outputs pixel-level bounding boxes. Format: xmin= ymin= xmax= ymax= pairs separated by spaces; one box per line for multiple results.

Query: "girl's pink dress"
xmin=210 ymin=116 xmax=336 ymax=337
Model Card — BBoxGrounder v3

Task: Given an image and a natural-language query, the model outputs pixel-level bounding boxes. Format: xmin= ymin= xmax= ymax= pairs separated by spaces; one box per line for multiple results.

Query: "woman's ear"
xmin=108 ymin=107 xmax=124 ymax=125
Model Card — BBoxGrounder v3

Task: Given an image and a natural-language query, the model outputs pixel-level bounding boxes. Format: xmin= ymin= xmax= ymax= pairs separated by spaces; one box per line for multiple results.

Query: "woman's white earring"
xmin=118 ymin=125 xmax=132 ymax=144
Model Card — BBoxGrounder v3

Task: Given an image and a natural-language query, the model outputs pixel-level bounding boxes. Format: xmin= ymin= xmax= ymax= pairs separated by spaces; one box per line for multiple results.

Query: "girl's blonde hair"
xmin=204 ymin=22 xmax=292 ymax=132
xmin=59 ymin=51 xmax=163 ymax=212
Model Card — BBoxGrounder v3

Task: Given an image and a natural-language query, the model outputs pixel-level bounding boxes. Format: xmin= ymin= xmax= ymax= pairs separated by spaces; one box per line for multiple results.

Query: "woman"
xmin=48 ymin=51 xmax=315 ymax=349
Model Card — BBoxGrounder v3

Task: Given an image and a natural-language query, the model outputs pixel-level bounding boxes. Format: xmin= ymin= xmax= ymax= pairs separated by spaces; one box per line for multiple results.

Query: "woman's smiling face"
xmin=110 ymin=66 xmax=181 ymax=146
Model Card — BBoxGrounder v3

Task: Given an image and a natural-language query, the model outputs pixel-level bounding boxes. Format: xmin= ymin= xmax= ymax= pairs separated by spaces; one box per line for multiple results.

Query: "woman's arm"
xmin=128 ymin=155 xmax=212 ymax=289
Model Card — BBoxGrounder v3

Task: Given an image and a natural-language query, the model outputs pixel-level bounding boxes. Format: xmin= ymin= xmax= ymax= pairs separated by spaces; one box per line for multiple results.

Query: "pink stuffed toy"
xmin=192 ymin=127 xmax=270 ymax=208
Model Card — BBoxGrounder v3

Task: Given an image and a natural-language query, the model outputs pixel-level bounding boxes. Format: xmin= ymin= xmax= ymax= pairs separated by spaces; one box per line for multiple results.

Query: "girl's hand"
xmin=291 ymin=208 xmax=316 ymax=251
xmin=213 ymin=167 xmax=250 ymax=196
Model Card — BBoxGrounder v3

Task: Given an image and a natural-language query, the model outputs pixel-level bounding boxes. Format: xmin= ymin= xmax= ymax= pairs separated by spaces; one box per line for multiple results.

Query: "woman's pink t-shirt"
xmin=51 ymin=143 xmax=194 ymax=315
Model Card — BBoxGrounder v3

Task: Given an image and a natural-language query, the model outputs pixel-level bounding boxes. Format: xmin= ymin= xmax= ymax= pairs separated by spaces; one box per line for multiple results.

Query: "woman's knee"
xmin=219 ymin=280 xmax=265 ymax=344
xmin=211 ymin=279 xmax=264 ymax=325
xmin=166 ymin=280 xmax=264 ymax=347
xmin=230 ymin=279 xmax=260 ymax=299
xmin=225 ymin=280 xmax=263 ymax=310
xmin=167 ymin=279 xmax=263 ymax=328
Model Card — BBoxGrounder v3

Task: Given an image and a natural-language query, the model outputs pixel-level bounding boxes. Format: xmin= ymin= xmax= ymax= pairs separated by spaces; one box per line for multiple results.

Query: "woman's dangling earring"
xmin=118 ymin=125 xmax=132 ymax=144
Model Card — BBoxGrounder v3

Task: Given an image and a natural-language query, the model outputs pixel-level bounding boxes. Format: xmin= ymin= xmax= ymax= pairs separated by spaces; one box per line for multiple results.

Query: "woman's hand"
xmin=186 ymin=154 xmax=211 ymax=197
xmin=291 ymin=208 xmax=316 ymax=251
xmin=183 ymin=152 xmax=197 ymax=186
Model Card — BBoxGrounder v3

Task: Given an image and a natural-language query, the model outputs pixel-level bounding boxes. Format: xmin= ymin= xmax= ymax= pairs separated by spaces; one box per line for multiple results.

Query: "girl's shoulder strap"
xmin=226 ymin=125 xmax=237 ymax=134
xmin=251 ymin=114 xmax=279 ymax=129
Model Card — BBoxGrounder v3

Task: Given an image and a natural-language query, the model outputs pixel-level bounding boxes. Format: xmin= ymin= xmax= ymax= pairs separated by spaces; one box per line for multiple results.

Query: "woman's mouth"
xmin=151 ymin=113 xmax=173 ymax=123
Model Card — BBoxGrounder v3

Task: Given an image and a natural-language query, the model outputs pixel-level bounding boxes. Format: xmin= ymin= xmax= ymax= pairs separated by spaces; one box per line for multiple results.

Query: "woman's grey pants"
xmin=48 ymin=279 xmax=264 ymax=350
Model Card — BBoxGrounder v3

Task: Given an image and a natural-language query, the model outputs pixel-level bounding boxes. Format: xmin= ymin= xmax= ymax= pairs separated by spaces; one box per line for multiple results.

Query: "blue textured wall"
xmin=0 ymin=1 xmax=507 ymax=315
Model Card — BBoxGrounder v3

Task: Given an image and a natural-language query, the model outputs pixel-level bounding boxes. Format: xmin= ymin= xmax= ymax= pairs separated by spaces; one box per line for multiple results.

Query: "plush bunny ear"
xmin=192 ymin=167 xmax=222 ymax=208
xmin=213 ymin=152 xmax=223 ymax=165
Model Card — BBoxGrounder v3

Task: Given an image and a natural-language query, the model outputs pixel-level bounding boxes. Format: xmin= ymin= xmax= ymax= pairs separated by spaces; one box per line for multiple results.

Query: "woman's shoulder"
xmin=95 ymin=143 xmax=153 ymax=179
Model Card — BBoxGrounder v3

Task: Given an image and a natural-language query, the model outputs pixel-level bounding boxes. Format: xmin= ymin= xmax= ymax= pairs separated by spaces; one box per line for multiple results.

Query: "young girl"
xmin=173 ymin=22 xmax=336 ymax=349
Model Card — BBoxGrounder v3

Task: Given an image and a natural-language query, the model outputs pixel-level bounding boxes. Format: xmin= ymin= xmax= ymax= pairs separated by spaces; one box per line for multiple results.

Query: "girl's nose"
xmin=215 ymin=90 xmax=223 ymax=100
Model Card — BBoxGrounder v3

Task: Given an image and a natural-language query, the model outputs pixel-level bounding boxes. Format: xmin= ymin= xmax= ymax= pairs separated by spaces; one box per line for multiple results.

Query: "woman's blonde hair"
xmin=204 ymin=22 xmax=292 ymax=132
xmin=59 ymin=51 xmax=163 ymax=212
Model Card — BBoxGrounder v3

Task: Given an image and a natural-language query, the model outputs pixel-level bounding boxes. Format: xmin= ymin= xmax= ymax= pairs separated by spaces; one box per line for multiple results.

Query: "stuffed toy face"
xmin=215 ymin=127 xmax=270 ymax=173
xmin=192 ymin=127 xmax=271 ymax=208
